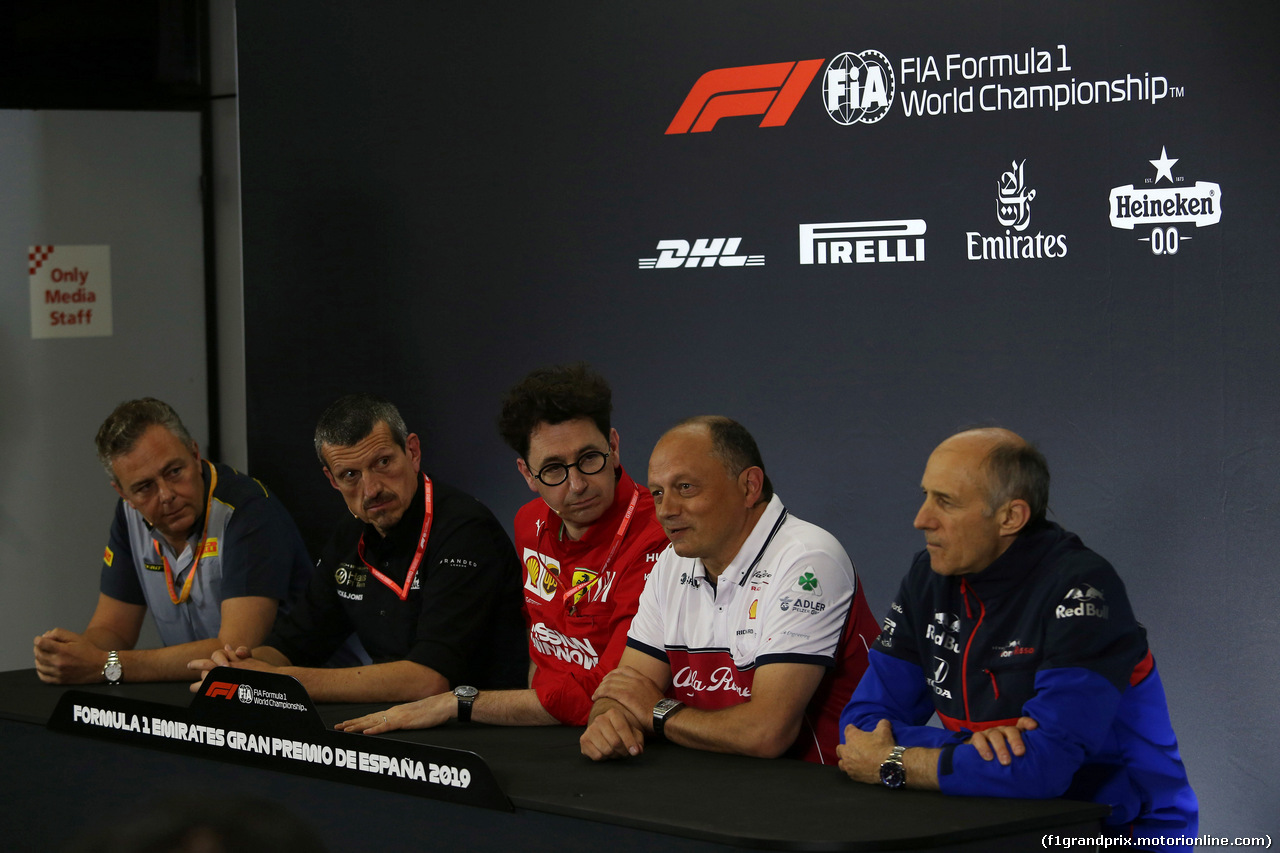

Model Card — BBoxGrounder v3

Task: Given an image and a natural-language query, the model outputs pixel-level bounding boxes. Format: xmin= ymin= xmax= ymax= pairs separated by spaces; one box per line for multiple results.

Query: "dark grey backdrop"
xmin=237 ymin=1 xmax=1278 ymax=843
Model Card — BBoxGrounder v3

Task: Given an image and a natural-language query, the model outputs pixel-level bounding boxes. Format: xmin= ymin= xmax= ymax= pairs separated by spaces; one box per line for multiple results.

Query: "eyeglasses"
xmin=532 ymin=451 xmax=610 ymax=486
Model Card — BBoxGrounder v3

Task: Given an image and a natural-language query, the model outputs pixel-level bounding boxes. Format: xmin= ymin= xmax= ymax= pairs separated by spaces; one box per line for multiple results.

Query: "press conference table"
xmin=0 ymin=668 xmax=1105 ymax=852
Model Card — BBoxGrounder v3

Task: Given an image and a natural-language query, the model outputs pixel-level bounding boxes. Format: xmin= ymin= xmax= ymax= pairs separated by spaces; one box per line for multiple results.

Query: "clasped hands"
xmin=185 ymin=644 xmax=270 ymax=692
xmin=579 ymin=665 xmax=666 ymax=761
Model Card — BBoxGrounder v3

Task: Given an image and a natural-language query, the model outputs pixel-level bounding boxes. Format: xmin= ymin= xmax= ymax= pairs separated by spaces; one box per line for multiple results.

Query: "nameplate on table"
xmin=47 ymin=666 xmax=510 ymax=811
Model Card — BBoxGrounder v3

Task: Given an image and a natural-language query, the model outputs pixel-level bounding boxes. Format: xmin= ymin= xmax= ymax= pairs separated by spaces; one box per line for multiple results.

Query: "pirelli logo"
xmin=199 ymin=538 xmax=220 ymax=560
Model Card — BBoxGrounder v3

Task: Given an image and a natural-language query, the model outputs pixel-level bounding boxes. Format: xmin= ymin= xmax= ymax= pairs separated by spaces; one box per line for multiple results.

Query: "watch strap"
xmin=103 ymin=650 xmax=122 ymax=684
xmin=652 ymin=698 xmax=686 ymax=739
xmin=453 ymin=686 xmax=478 ymax=723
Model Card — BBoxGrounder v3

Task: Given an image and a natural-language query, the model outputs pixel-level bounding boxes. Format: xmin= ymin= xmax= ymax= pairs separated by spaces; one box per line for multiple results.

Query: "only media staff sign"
xmin=29 ymin=245 xmax=113 ymax=339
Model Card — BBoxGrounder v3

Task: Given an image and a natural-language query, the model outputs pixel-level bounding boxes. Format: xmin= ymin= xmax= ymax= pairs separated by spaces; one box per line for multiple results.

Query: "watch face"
xmin=454 ymin=685 xmax=479 ymax=700
xmin=880 ymin=761 xmax=906 ymax=789
xmin=104 ymin=663 xmax=123 ymax=683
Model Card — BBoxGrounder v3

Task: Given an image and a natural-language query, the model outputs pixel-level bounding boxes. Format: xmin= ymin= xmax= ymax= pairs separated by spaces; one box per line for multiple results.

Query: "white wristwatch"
xmin=103 ymin=650 xmax=123 ymax=684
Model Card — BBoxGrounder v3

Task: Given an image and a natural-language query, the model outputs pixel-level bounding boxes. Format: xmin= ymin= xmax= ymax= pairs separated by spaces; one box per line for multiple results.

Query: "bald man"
xmin=837 ymin=428 xmax=1197 ymax=845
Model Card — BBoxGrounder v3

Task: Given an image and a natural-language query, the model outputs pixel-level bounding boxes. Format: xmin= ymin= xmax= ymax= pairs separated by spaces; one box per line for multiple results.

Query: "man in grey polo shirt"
xmin=33 ymin=398 xmax=311 ymax=683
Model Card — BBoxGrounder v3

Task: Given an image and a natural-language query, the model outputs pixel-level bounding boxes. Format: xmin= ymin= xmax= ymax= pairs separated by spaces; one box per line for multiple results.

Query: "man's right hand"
xmin=186 ymin=644 xmax=256 ymax=692
xmin=580 ymin=701 xmax=646 ymax=761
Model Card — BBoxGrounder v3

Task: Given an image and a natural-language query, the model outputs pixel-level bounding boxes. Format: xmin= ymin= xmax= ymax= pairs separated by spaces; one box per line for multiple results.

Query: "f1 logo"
xmin=206 ymin=681 xmax=238 ymax=699
xmin=666 ymin=60 xmax=824 ymax=134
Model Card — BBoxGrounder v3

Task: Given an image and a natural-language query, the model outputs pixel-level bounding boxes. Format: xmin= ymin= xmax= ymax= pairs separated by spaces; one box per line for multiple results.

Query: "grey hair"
xmin=982 ymin=440 xmax=1050 ymax=524
xmin=94 ymin=398 xmax=194 ymax=481
xmin=314 ymin=394 xmax=409 ymax=467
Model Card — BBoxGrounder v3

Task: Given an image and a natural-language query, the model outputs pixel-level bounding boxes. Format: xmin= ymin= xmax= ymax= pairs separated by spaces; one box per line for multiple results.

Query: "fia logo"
xmin=823 ymin=51 xmax=895 ymax=125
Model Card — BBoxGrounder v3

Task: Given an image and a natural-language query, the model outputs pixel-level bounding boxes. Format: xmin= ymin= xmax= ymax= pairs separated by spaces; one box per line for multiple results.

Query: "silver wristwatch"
xmin=103 ymin=650 xmax=123 ymax=684
xmin=879 ymin=744 xmax=907 ymax=789
xmin=652 ymin=698 xmax=686 ymax=739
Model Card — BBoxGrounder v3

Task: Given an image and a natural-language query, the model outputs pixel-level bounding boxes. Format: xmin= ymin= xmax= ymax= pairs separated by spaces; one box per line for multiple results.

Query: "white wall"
xmin=0 ymin=109 xmax=207 ymax=670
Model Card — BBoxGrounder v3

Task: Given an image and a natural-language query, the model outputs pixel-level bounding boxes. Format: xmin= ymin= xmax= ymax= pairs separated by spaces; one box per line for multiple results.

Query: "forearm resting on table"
xmin=275 ymin=659 xmax=450 ymax=704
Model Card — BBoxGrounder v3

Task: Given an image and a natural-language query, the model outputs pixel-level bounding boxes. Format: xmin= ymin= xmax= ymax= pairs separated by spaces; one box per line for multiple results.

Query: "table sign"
xmin=48 ymin=666 xmax=511 ymax=811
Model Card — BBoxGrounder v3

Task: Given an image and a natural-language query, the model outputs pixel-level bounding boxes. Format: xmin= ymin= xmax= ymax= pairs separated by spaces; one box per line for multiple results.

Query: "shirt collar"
xmin=707 ymin=493 xmax=787 ymax=587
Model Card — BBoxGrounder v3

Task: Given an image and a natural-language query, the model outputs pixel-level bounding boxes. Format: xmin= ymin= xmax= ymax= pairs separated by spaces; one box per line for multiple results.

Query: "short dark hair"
xmin=95 ymin=398 xmax=194 ymax=481
xmin=676 ymin=415 xmax=774 ymax=504
xmin=497 ymin=363 xmax=612 ymax=459
xmin=983 ymin=439 xmax=1050 ymax=525
xmin=314 ymin=394 xmax=408 ymax=467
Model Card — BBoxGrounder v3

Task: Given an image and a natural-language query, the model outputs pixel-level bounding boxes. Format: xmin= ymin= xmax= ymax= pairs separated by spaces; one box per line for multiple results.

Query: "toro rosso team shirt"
xmin=627 ymin=495 xmax=879 ymax=764
xmin=840 ymin=520 xmax=1197 ymax=841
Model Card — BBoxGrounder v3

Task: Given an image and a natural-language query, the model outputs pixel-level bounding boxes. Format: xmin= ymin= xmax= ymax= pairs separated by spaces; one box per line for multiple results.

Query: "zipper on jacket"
xmin=959 ymin=578 xmax=987 ymax=722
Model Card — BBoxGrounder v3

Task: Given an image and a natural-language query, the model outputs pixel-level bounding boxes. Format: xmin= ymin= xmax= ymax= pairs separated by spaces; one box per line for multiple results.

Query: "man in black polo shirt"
xmin=190 ymin=394 xmax=526 ymax=702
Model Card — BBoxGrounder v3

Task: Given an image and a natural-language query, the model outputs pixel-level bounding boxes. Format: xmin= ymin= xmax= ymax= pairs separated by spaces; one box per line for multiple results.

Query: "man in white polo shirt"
xmin=581 ymin=416 xmax=879 ymax=764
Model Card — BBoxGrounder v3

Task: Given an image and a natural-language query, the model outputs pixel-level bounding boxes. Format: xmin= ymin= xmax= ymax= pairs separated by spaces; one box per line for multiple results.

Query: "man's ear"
xmin=323 ymin=466 xmax=340 ymax=491
xmin=739 ymin=466 xmax=765 ymax=508
xmin=999 ymin=499 xmax=1031 ymax=537
xmin=405 ymin=433 xmax=422 ymax=471
xmin=517 ymin=457 xmax=539 ymax=493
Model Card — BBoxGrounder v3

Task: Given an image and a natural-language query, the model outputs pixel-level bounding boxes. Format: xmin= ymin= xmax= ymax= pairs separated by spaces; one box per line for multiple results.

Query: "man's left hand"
xmin=837 ymin=719 xmax=897 ymax=784
xmin=591 ymin=665 xmax=666 ymax=733
xmin=968 ymin=716 xmax=1038 ymax=765
xmin=33 ymin=628 xmax=108 ymax=684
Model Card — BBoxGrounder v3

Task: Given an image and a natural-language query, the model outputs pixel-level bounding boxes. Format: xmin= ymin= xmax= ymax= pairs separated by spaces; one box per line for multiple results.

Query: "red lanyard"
xmin=153 ymin=460 xmax=218 ymax=605
xmin=357 ymin=473 xmax=433 ymax=601
xmin=558 ymin=486 xmax=640 ymax=609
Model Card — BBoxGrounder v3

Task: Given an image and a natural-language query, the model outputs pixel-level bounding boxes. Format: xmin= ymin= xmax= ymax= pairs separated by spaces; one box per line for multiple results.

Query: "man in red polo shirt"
xmin=338 ymin=363 xmax=668 ymax=732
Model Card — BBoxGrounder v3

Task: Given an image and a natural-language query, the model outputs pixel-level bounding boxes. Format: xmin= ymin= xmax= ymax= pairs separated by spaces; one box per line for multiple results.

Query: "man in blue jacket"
xmin=838 ymin=428 xmax=1197 ymax=844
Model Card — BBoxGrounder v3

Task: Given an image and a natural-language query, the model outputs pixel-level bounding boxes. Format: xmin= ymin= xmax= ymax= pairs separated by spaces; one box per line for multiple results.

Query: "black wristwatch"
xmin=652 ymin=698 xmax=686 ymax=739
xmin=453 ymin=685 xmax=478 ymax=723
xmin=879 ymin=744 xmax=907 ymax=789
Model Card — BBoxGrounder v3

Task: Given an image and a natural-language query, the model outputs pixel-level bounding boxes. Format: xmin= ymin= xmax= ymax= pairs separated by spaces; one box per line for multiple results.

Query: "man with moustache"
xmin=34 ymin=398 xmax=311 ymax=683
xmin=837 ymin=428 xmax=1197 ymax=845
xmin=192 ymin=394 xmax=526 ymax=703
xmin=581 ymin=416 xmax=879 ymax=764
xmin=339 ymin=364 xmax=669 ymax=733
